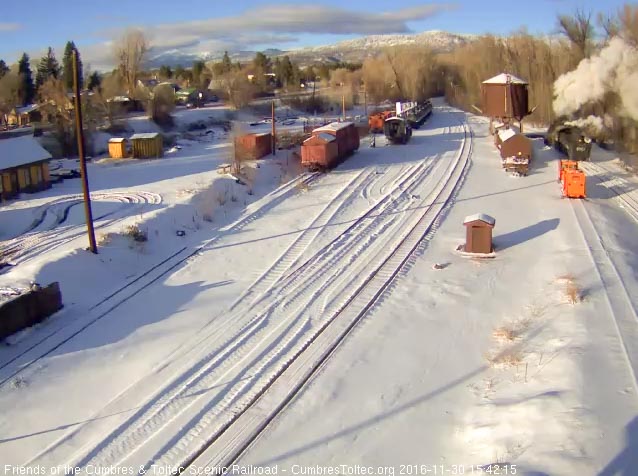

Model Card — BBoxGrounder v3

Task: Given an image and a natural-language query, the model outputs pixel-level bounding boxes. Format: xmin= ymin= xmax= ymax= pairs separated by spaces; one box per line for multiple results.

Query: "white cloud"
xmin=80 ymin=3 xmax=454 ymax=68
xmin=0 ymin=23 xmax=22 ymax=32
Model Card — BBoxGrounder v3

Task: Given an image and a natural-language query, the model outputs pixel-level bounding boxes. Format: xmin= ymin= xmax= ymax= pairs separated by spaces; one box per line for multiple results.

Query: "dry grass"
xmin=492 ymin=327 xmax=518 ymax=343
xmin=487 ymin=350 xmax=523 ymax=369
xmin=124 ymin=224 xmax=148 ymax=243
xmin=556 ymin=274 xmax=582 ymax=304
xmin=97 ymin=233 xmax=114 ymax=246
xmin=295 ymin=180 xmax=310 ymax=192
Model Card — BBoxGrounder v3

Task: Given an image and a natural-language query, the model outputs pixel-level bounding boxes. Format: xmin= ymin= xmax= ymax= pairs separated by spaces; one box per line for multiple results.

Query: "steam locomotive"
xmin=545 ymin=122 xmax=592 ymax=161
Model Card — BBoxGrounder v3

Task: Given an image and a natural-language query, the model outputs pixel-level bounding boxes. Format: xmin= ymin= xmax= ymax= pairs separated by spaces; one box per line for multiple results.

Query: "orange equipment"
xmin=558 ymin=159 xmax=586 ymax=198
xmin=368 ymin=110 xmax=393 ymax=133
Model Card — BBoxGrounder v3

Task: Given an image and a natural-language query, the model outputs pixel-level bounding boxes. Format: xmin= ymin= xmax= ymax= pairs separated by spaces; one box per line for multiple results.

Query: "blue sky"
xmin=0 ymin=0 xmax=628 ymax=68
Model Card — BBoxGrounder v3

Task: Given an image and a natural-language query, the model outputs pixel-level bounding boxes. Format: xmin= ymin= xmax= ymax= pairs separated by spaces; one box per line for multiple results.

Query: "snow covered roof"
xmin=385 ymin=116 xmax=405 ymax=122
xmin=482 ymin=73 xmax=528 ymax=85
xmin=314 ymin=122 xmax=354 ymax=132
xmin=109 ymin=138 xmax=126 ymax=143
xmin=464 ymin=213 xmax=495 ymax=226
xmin=497 ymin=128 xmax=517 ymax=142
xmin=0 ymin=136 xmax=52 ymax=170
xmin=304 ymin=133 xmax=336 ymax=144
xmin=130 ymin=133 xmax=161 ymax=140
xmin=15 ymin=104 xmax=39 ymax=115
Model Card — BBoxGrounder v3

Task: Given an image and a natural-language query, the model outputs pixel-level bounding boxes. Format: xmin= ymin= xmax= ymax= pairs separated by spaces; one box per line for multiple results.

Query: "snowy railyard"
xmin=2 ymin=103 xmax=638 ymax=476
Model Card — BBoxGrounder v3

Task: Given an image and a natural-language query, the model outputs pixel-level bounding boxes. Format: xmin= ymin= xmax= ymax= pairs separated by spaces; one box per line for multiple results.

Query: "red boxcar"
xmin=301 ymin=133 xmax=339 ymax=170
xmin=234 ymin=132 xmax=272 ymax=160
xmin=313 ymin=122 xmax=359 ymax=159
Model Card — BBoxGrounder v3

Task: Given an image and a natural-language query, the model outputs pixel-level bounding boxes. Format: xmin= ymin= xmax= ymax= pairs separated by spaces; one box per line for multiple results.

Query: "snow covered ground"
xmin=0 ymin=102 xmax=637 ymax=476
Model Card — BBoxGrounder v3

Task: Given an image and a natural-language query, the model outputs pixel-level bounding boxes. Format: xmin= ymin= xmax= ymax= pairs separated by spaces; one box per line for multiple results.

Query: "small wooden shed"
xmin=0 ymin=136 xmax=52 ymax=201
xmin=130 ymin=133 xmax=163 ymax=159
xmin=464 ymin=213 xmax=495 ymax=254
xmin=108 ymin=138 xmax=128 ymax=159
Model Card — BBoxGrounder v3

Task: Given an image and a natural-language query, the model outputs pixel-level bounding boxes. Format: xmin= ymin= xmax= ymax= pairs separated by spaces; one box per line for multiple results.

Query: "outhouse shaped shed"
xmin=108 ymin=138 xmax=128 ymax=159
xmin=464 ymin=213 xmax=496 ymax=254
xmin=130 ymin=133 xmax=163 ymax=159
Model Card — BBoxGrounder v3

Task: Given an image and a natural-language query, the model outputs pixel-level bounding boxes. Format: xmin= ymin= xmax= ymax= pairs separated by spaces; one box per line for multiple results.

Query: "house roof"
xmin=314 ymin=122 xmax=354 ymax=132
xmin=130 ymin=133 xmax=161 ymax=140
xmin=0 ymin=136 xmax=52 ymax=170
xmin=482 ymin=73 xmax=528 ymax=85
xmin=15 ymin=104 xmax=40 ymax=115
xmin=464 ymin=213 xmax=496 ymax=226
xmin=497 ymin=128 xmax=517 ymax=142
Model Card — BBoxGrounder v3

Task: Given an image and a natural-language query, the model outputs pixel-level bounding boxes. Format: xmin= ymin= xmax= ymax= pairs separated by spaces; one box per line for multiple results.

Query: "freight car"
xmin=545 ymin=123 xmax=592 ymax=161
xmin=384 ymin=117 xmax=412 ymax=144
xmin=496 ymin=128 xmax=532 ymax=176
xmin=406 ymin=100 xmax=433 ymax=129
xmin=301 ymin=122 xmax=359 ymax=171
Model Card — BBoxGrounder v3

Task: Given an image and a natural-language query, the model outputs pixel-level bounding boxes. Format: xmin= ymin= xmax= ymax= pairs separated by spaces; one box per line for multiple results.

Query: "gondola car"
xmin=384 ymin=117 xmax=412 ymax=144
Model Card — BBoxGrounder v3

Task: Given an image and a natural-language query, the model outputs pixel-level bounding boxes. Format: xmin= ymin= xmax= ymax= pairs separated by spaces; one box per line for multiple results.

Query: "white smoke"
xmin=564 ymin=115 xmax=604 ymax=133
xmin=553 ymin=37 xmax=638 ymax=120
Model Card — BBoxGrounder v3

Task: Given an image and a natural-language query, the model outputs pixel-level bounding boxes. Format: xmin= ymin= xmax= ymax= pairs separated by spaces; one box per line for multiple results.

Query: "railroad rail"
xmin=579 ymin=161 xmax=638 ymax=223
xmin=177 ymin=119 xmax=473 ymax=473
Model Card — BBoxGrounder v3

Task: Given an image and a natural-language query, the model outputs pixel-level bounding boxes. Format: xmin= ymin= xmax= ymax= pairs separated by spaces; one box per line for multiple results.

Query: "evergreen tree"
xmin=62 ymin=41 xmax=82 ymax=90
xmin=174 ymin=65 xmax=185 ymax=80
xmin=35 ymin=47 xmax=61 ymax=89
xmin=87 ymin=71 xmax=102 ymax=91
xmin=17 ymin=53 xmax=35 ymax=105
xmin=221 ymin=51 xmax=232 ymax=73
xmin=192 ymin=60 xmax=205 ymax=83
xmin=0 ymin=59 xmax=9 ymax=79
xmin=159 ymin=65 xmax=173 ymax=79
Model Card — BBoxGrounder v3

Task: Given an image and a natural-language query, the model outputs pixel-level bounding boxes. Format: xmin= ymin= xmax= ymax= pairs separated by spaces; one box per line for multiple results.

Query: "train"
xmin=545 ymin=122 xmax=592 ymax=161
xmin=301 ymin=122 xmax=360 ymax=171
xmin=368 ymin=110 xmax=394 ymax=133
xmin=406 ymin=100 xmax=433 ymax=129
xmin=384 ymin=117 xmax=412 ymax=144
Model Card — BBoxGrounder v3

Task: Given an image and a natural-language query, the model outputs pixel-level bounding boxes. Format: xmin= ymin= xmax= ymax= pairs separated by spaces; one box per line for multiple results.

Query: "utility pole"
xmin=271 ymin=100 xmax=276 ymax=157
xmin=363 ymin=83 xmax=368 ymax=120
xmin=342 ymin=94 xmax=346 ymax=122
xmin=73 ymin=49 xmax=97 ymax=254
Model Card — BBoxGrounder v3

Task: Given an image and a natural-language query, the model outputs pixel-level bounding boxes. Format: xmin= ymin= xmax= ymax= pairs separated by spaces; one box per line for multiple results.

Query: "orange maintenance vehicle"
xmin=368 ymin=110 xmax=393 ymax=133
xmin=558 ymin=159 xmax=586 ymax=198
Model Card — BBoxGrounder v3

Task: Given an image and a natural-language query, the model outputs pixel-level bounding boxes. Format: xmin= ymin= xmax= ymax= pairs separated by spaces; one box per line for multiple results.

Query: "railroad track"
xmin=22 ymin=114 xmax=469 ymax=471
xmin=579 ymin=161 xmax=638 ymax=223
xmin=179 ymin=118 xmax=473 ymax=473
xmin=0 ymin=173 xmax=320 ymax=388
xmin=570 ymin=199 xmax=638 ymax=396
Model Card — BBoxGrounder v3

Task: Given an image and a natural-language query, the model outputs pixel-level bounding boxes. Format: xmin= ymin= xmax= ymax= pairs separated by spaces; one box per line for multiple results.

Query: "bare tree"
xmin=220 ymin=69 xmax=255 ymax=109
xmin=39 ymin=77 xmax=76 ymax=155
xmin=557 ymin=8 xmax=595 ymax=61
xmin=114 ymin=29 xmax=148 ymax=96
xmin=91 ymin=72 xmax=125 ymax=127
xmin=619 ymin=4 xmax=638 ymax=46
xmin=598 ymin=12 xmax=621 ymax=42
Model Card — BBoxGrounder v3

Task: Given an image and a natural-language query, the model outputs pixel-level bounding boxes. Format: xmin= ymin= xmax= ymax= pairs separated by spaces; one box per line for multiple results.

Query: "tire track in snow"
xmin=60 ymin=119 xmax=468 ymax=471
xmin=182 ymin=116 xmax=473 ymax=472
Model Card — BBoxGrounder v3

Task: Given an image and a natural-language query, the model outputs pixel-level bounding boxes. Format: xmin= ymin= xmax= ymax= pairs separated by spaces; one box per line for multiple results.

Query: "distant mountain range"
xmin=146 ymin=30 xmax=474 ymax=68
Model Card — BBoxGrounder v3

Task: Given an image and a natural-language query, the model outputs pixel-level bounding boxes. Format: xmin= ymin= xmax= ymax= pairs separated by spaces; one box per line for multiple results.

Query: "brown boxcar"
xmin=235 ymin=132 xmax=273 ymax=160
xmin=313 ymin=122 xmax=359 ymax=160
xmin=301 ymin=133 xmax=339 ymax=170
xmin=482 ymin=73 xmax=529 ymax=120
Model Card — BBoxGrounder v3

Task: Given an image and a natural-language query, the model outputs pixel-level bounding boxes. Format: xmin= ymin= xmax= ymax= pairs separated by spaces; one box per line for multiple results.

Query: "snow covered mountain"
xmin=146 ymin=30 xmax=473 ymax=67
